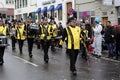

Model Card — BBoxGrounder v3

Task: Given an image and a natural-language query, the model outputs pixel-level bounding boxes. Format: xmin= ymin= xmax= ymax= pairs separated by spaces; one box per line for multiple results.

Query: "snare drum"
xmin=0 ymin=36 xmax=8 ymax=46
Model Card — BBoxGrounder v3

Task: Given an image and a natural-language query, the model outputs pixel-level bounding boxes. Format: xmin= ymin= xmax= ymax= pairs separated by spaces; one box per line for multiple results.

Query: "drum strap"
xmin=67 ymin=27 xmax=74 ymax=49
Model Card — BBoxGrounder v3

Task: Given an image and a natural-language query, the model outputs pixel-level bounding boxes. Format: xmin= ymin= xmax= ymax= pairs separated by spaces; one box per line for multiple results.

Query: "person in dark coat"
xmin=85 ymin=20 xmax=92 ymax=38
xmin=115 ymin=25 xmax=120 ymax=60
xmin=104 ymin=21 xmax=116 ymax=58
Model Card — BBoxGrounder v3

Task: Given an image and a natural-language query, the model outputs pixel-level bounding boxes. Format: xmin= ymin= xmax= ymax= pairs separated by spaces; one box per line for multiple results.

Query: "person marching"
xmin=24 ymin=17 xmax=35 ymax=58
xmin=10 ymin=22 xmax=16 ymax=51
xmin=16 ymin=21 xmax=26 ymax=54
xmin=0 ymin=19 xmax=9 ymax=65
xmin=50 ymin=20 xmax=58 ymax=52
xmin=80 ymin=23 xmax=89 ymax=60
xmin=59 ymin=17 xmax=81 ymax=75
xmin=40 ymin=17 xmax=52 ymax=63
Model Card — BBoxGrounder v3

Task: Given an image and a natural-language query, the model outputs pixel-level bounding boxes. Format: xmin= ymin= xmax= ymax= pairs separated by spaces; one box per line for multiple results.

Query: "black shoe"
xmin=29 ymin=54 xmax=33 ymax=58
xmin=71 ymin=71 xmax=77 ymax=76
xmin=0 ymin=60 xmax=4 ymax=65
xmin=12 ymin=47 xmax=16 ymax=51
xmin=44 ymin=59 xmax=49 ymax=63
xmin=96 ymin=55 xmax=101 ymax=58
xmin=20 ymin=51 xmax=23 ymax=54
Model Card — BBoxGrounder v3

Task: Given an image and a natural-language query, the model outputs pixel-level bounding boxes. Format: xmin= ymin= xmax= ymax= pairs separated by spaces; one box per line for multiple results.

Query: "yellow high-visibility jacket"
xmin=60 ymin=26 xmax=81 ymax=50
xmin=0 ymin=26 xmax=8 ymax=36
xmin=16 ymin=27 xmax=26 ymax=40
xmin=81 ymin=29 xmax=89 ymax=48
xmin=40 ymin=24 xmax=52 ymax=40
xmin=51 ymin=24 xmax=57 ymax=37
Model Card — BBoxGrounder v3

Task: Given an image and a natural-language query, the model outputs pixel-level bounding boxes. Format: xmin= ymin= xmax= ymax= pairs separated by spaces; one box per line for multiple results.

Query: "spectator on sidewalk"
xmin=104 ymin=21 xmax=116 ymax=59
xmin=115 ymin=25 xmax=120 ymax=60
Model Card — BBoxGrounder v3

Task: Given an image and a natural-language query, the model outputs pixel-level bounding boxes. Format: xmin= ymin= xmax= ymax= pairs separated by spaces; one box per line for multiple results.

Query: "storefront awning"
xmin=55 ymin=4 xmax=62 ymax=10
xmin=41 ymin=7 xmax=47 ymax=13
xmin=48 ymin=5 xmax=54 ymax=11
xmin=35 ymin=8 xmax=41 ymax=13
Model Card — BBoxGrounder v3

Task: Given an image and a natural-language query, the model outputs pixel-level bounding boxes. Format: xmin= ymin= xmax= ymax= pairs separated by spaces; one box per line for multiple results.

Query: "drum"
xmin=0 ymin=36 xmax=8 ymax=46
xmin=28 ymin=24 xmax=40 ymax=36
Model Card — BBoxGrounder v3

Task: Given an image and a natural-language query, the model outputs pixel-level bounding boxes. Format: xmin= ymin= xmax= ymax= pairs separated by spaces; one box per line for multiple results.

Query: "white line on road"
xmin=13 ymin=56 xmax=39 ymax=67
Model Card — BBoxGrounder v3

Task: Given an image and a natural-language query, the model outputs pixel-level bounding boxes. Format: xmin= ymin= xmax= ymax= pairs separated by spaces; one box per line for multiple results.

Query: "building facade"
xmin=36 ymin=0 xmax=75 ymax=26
xmin=74 ymin=0 xmax=118 ymax=26
xmin=14 ymin=0 xmax=37 ymax=21
xmin=114 ymin=0 xmax=120 ymax=25
xmin=0 ymin=0 xmax=14 ymax=22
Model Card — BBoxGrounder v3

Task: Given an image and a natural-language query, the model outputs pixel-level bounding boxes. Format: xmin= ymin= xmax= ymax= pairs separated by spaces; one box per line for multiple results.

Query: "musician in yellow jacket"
xmin=0 ymin=20 xmax=9 ymax=65
xmin=40 ymin=18 xmax=52 ymax=63
xmin=10 ymin=22 xmax=16 ymax=51
xmin=50 ymin=20 xmax=57 ymax=52
xmin=59 ymin=17 xmax=81 ymax=75
xmin=16 ymin=21 xmax=26 ymax=54
xmin=80 ymin=23 xmax=89 ymax=60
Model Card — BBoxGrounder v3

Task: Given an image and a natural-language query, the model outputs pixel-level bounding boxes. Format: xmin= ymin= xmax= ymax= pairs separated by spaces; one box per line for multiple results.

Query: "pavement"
xmin=0 ymin=40 xmax=120 ymax=80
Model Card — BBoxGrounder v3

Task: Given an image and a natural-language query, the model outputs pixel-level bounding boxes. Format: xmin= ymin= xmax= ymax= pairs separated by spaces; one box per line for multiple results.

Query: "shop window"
xmin=58 ymin=9 xmax=62 ymax=20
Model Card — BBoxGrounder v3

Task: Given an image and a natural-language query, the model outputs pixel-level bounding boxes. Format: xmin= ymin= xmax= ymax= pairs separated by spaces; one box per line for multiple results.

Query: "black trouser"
xmin=81 ymin=43 xmax=87 ymax=59
xmin=18 ymin=40 xmax=24 ymax=53
xmin=68 ymin=49 xmax=79 ymax=72
xmin=27 ymin=38 xmax=34 ymax=54
xmin=41 ymin=40 xmax=50 ymax=61
xmin=116 ymin=43 xmax=120 ymax=59
xmin=51 ymin=38 xmax=56 ymax=52
xmin=37 ymin=44 xmax=40 ymax=49
xmin=0 ymin=46 xmax=5 ymax=62
xmin=11 ymin=37 xmax=16 ymax=50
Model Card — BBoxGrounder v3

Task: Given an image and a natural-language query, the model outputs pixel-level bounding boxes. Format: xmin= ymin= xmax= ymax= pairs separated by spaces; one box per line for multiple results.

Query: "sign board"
xmin=42 ymin=0 xmax=56 ymax=5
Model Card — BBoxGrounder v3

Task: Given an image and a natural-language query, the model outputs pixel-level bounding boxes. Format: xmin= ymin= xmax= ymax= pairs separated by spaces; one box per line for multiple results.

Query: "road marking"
xmin=14 ymin=56 xmax=39 ymax=67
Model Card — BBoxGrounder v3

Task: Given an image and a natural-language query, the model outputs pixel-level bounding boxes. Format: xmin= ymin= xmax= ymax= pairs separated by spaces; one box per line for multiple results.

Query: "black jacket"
xmin=104 ymin=26 xmax=115 ymax=43
xmin=116 ymin=32 xmax=120 ymax=44
xmin=85 ymin=24 xmax=92 ymax=38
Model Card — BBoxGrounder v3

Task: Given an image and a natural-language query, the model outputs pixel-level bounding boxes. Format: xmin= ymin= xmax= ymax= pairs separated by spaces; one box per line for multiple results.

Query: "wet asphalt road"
xmin=0 ymin=40 xmax=120 ymax=80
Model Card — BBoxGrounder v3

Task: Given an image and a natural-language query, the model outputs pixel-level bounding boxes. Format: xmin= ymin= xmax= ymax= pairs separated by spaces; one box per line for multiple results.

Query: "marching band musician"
xmin=80 ymin=23 xmax=90 ymax=60
xmin=40 ymin=17 xmax=52 ymax=63
xmin=0 ymin=19 xmax=9 ymax=65
xmin=50 ymin=20 xmax=58 ymax=52
xmin=10 ymin=22 xmax=16 ymax=51
xmin=16 ymin=21 xmax=26 ymax=54
xmin=59 ymin=17 xmax=81 ymax=75
xmin=24 ymin=17 xmax=35 ymax=58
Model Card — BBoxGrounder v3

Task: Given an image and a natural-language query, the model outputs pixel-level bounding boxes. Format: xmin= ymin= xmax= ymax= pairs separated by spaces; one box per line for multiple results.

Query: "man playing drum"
xmin=0 ymin=19 xmax=9 ymax=65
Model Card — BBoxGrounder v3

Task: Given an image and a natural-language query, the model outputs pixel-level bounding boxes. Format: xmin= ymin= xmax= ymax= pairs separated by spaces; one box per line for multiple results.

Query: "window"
xmin=58 ymin=9 xmax=62 ymax=20
xmin=117 ymin=7 xmax=120 ymax=16
xmin=25 ymin=0 xmax=28 ymax=7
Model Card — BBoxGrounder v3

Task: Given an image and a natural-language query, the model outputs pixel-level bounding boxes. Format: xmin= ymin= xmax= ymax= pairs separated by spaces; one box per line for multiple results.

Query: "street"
xmin=0 ymin=40 xmax=120 ymax=80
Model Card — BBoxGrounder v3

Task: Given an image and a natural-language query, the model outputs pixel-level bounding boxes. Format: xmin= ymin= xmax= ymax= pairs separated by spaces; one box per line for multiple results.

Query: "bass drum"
xmin=0 ymin=34 xmax=8 ymax=47
xmin=28 ymin=24 xmax=40 ymax=36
